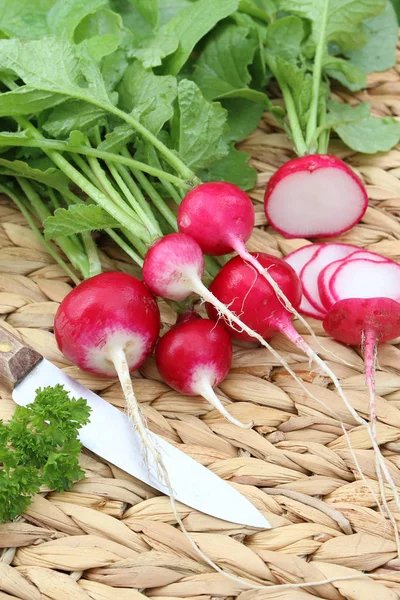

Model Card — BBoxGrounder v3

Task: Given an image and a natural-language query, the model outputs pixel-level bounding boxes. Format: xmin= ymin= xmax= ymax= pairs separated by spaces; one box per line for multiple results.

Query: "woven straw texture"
xmin=2 ymin=42 xmax=400 ymax=600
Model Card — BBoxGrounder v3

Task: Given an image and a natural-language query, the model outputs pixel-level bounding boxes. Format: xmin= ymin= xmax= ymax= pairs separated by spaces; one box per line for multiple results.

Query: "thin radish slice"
xmin=284 ymin=244 xmax=325 ymax=319
xmin=319 ymin=259 xmax=349 ymax=310
xmin=264 ymin=155 xmax=368 ymax=238
xmin=300 ymin=243 xmax=359 ymax=312
xmin=331 ymin=259 xmax=400 ymax=303
xmin=318 ymin=251 xmax=390 ymax=310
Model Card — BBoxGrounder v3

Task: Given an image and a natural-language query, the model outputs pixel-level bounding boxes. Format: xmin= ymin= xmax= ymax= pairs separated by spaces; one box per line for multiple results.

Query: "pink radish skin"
xmin=177 ymin=182 xmax=255 ymax=256
xmin=324 ymin=297 xmax=400 ymax=438
xmin=330 ymin=259 xmax=400 ymax=304
xmin=264 ymin=155 xmax=368 ymax=239
xmin=54 ymin=272 xmax=161 ymax=465
xmin=54 ymin=272 xmax=160 ymax=377
xmin=300 ymin=243 xmax=359 ymax=312
xmin=284 ymin=244 xmax=325 ymax=319
xmin=155 ymin=317 xmax=251 ymax=428
xmin=206 ymin=253 xmax=302 ymax=343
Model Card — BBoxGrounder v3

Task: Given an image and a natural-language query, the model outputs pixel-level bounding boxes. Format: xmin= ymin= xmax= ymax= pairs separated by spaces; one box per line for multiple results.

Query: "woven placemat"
xmin=1 ymin=43 xmax=400 ymax=600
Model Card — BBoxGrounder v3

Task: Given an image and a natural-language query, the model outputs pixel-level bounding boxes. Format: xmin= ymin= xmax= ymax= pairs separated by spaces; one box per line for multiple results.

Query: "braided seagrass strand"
xmin=2 ymin=44 xmax=400 ymax=599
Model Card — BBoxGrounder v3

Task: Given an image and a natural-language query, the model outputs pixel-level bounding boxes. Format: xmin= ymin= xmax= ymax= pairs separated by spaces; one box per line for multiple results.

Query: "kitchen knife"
xmin=0 ymin=325 xmax=270 ymax=529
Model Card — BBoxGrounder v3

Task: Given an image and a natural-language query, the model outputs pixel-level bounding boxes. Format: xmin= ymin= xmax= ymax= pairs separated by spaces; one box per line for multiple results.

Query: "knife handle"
xmin=0 ymin=325 xmax=43 ymax=389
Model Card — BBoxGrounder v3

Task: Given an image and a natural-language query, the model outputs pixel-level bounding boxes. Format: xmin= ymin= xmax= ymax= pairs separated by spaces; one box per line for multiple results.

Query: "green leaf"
xmin=171 ymin=79 xmax=229 ymax=170
xmin=265 ymin=15 xmax=304 ymax=62
xmin=0 ymin=37 xmax=111 ymax=105
xmin=221 ymin=97 xmax=264 ymax=142
xmin=192 ymin=24 xmax=258 ymax=101
xmin=279 ymin=0 xmax=387 ymax=51
xmin=109 ymin=0 xmax=157 ymax=40
xmin=198 ymin=144 xmax=257 ymax=190
xmin=158 ymin=0 xmax=195 ymax=26
xmin=346 ymin=2 xmax=398 ymax=73
xmin=0 ymin=0 xmax=54 ymax=39
xmin=162 ymin=0 xmax=239 ymax=75
xmin=97 ymin=124 xmax=135 ymax=152
xmin=0 ymin=87 xmax=66 ymax=116
xmin=44 ymin=204 xmax=119 ymax=239
xmin=327 ymin=100 xmax=400 ymax=153
xmin=392 ymin=0 xmax=400 ymax=23
xmin=0 ymin=158 xmax=70 ymax=191
xmin=47 ymin=0 xmax=108 ymax=41
xmin=117 ymin=60 xmax=177 ymax=134
xmin=101 ymin=47 xmax=129 ymax=92
xmin=323 ymin=56 xmax=367 ymax=91
xmin=129 ymin=33 xmax=178 ymax=69
xmin=43 ymin=100 xmax=106 ymax=138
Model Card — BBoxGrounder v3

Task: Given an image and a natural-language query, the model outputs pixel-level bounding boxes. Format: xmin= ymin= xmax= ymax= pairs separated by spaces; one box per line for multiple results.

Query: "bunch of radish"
xmin=285 ymin=242 xmax=400 ymax=438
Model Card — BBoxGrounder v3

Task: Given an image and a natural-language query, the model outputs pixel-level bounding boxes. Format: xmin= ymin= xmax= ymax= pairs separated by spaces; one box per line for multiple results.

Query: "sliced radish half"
xmin=330 ymin=259 xmax=400 ymax=303
xmin=284 ymin=244 xmax=325 ymax=319
xmin=264 ymin=155 xmax=368 ymax=239
xmin=300 ymin=243 xmax=359 ymax=312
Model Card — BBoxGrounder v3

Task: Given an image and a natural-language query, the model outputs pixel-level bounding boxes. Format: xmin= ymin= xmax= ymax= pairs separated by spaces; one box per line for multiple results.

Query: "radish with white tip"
xmin=155 ymin=314 xmax=251 ymax=428
xmin=264 ymin=155 xmax=368 ymax=239
xmin=54 ymin=272 xmax=161 ymax=456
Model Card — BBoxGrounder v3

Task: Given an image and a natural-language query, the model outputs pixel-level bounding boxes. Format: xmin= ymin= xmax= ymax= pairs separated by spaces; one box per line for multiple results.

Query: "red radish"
xmin=54 ymin=271 xmax=160 ymax=457
xmin=264 ymin=155 xmax=368 ymax=238
xmin=300 ymin=243 xmax=358 ymax=312
xmin=142 ymin=233 xmax=322 ymax=383
xmin=177 ymin=182 xmax=254 ymax=256
xmin=155 ymin=316 xmax=251 ymax=428
xmin=324 ymin=297 xmax=400 ymax=439
xmin=177 ymin=183 xmax=322 ymax=334
xmin=284 ymin=244 xmax=325 ymax=319
xmin=330 ymin=259 xmax=400 ymax=304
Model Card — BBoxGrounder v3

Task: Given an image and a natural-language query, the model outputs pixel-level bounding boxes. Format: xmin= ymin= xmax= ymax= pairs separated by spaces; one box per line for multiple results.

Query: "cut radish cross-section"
xmin=301 ymin=243 xmax=358 ymax=312
xmin=330 ymin=259 xmax=400 ymax=303
xmin=264 ymin=155 xmax=368 ymax=239
xmin=284 ymin=244 xmax=325 ymax=319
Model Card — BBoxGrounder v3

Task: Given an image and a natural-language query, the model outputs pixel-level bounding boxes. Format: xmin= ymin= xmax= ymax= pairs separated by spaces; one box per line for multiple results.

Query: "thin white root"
xmin=110 ymin=348 xmax=398 ymax=589
xmin=194 ymin=380 xmax=254 ymax=429
xmin=191 ymin=277 xmax=397 ymax=535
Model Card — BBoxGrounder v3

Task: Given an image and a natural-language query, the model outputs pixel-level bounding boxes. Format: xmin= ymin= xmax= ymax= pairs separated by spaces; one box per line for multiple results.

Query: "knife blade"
xmin=0 ymin=325 xmax=270 ymax=529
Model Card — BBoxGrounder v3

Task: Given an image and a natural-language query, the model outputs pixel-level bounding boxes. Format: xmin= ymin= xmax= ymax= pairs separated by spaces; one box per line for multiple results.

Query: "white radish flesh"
xmin=330 ymin=259 xmax=400 ymax=303
xmin=284 ymin=244 xmax=325 ymax=319
xmin=300 ymin=243 xmax=358 ymax=312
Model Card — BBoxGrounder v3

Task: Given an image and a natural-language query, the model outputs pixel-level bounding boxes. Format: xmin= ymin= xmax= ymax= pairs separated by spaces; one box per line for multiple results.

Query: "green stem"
xmin=16 ymin=117 xmax=151 ymax=244
xmin=238 ymin=0 xmax=270 ymax=24
xmin=0 ymin=136 xmax=191 ymax=190
xmin=114 ymin=160 xmax=156 ymax=223
xmin=81 ymin=232 xmax=102 ymax=277
xmin=305 ymin=1 xmax=328 ymax=147
xmin=17 ymin=177 xmax=90 ymax=278
xmin=105 ymin=229 xmax=144 ymax=268
xmin=107 ymin=161 xmax=161 ymax=239
xmin=0 ymin=184 xmax=80 ymax=285
xmin=141 ymin=146 xmax=185 ymax=205
xmin=278 ymin=80 xmax=307 ymax=156
xmin=96 ymin=103 xmax=197 ymax=183
xmin=266 ymin=57 xmax=307 ymax=156
xmin=133 ymin=169 xmax=178 ymax=231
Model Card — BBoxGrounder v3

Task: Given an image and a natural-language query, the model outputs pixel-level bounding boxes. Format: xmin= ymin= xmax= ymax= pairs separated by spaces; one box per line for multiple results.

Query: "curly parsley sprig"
xmin=0 ymin=385 xmax=90 ymax=523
